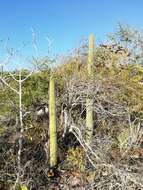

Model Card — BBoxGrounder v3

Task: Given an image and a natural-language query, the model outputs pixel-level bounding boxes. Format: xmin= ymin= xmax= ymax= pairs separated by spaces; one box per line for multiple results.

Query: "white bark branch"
xmin=0 ymin=77 xmax=19 ymax=94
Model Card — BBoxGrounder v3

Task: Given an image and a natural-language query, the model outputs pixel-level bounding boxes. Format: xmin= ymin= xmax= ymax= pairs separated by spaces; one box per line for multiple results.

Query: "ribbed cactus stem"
xmin=86 ymin=34 xmax=94 ymax=144
xmin=86 ymin=98 xmax=94 ymax=144
xmin=87 ymin=34 xmax=94 ymax=76
xmin=49 ymin=75 xmax=57 ymax=167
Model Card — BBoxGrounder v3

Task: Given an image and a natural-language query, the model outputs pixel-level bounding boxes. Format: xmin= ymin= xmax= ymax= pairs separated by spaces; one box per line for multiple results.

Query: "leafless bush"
xmin=61 ymin=74 xmax=143 ymax=190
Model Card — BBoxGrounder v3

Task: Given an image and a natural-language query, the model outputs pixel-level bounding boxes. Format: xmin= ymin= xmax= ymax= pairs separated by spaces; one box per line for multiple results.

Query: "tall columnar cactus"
xmin=86 ymin=34 xmax=94 ymax=144
xmin=49 ymin=75 xmax=57 ymax=167
xmin=87 ymin=34 xmax=94 ymax=76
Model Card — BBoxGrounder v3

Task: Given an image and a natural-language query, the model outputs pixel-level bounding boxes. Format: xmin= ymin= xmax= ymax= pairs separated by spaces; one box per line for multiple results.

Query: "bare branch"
xmin=0 ymin=77 xmax=19 ymax=94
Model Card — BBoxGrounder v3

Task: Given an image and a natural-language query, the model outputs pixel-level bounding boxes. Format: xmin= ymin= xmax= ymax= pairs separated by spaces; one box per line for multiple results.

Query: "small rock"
xmin=69 ymin=176 xmax=81 ymax=187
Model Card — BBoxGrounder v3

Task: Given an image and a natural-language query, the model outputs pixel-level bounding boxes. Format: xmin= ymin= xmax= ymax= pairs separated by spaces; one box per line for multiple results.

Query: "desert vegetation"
xmin=0 ymin=24 xmax=143 ymax=190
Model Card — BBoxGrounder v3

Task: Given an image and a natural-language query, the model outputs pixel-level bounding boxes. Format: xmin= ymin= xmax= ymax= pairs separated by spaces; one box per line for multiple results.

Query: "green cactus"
xmin=87 ymin=34 xmax=94 ymax=77
xmin=86 ymin=34 xmax=94 ymax=144
xmin=49 ymin=75 xmax=57 ymax=167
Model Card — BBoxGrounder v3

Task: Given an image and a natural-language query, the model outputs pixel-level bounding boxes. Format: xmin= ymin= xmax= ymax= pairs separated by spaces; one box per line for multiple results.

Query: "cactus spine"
xmin=86 ymin=34 xmax=94 ymax=144
xmin=49 ymin=75 xmax=57 ymax=167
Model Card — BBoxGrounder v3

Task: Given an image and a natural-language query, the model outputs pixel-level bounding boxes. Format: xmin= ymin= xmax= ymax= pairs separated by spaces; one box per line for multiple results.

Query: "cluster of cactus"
xmin=48 ymin=34 xmax=94 ymax=168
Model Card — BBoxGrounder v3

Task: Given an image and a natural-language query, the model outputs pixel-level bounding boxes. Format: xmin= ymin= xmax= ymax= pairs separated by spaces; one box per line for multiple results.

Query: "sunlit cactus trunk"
xmin=86 ymin=34 xmax=94 ymax=144
xmin=87 ymin=34 xmax=94 ymax=76
xmin=49 ymin=75 xmax=57 ymax=167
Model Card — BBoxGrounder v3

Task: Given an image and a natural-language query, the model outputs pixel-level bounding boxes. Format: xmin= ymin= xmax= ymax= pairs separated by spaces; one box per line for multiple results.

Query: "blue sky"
xmin=0 ymin=0 xmax=143 ymax=58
